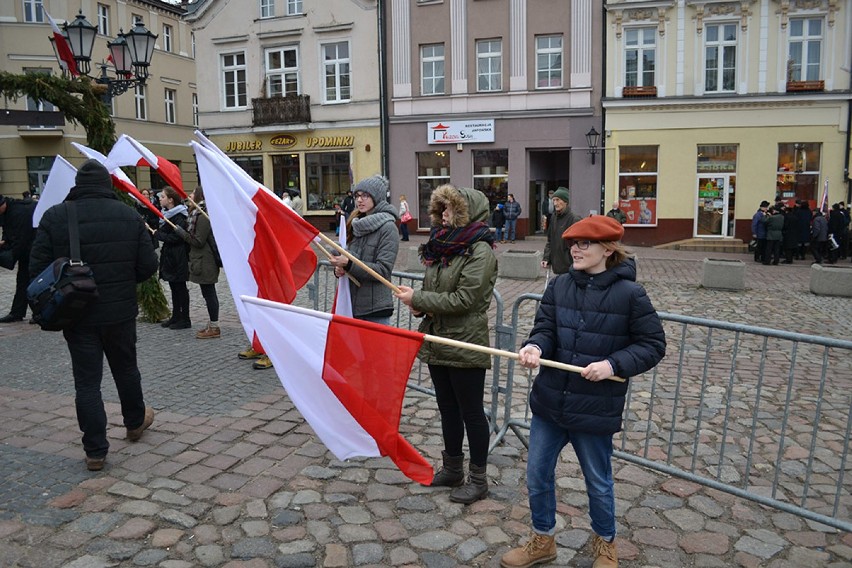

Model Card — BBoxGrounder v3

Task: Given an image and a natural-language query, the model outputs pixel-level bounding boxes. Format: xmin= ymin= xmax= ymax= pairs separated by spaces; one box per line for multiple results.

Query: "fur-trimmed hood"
xmin=427 ymin=185 xmax=490 ymax=228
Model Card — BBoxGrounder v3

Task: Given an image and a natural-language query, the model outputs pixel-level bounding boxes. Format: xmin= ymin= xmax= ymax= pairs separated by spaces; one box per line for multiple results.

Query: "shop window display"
xmin=306 ymin=152 xmax=351 ymax=211
xmin=618 ymin=146 xmax=658 ymax=226
xmin=473 ymin=150 xmax=508 ymax=209
xmin=777 ymin=143 xmax=821 ymax=208
xmin=417 ymin=151 xmax=450 ymax=228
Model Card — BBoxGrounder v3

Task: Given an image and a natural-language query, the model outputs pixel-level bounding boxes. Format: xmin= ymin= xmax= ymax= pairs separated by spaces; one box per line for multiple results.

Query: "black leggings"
xmin=168 ymin=281 xmax=190 ymax=322
xmin=200 ymin=283 xmax=219 ymax=321
xmin=429 ymin=365 xmax=490 ymax=467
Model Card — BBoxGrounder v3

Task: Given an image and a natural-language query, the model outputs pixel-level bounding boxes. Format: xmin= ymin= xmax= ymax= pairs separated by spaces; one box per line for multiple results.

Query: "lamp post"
xmin=585 ymin=127 xmax=601 ymax=165
xmin=51 ymin=10 xmax=157 ymax=102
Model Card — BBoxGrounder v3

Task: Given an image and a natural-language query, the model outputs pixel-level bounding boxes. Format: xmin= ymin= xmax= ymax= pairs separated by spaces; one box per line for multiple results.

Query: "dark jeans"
xmin=9 ymin=255 xmax=30 ymax=318
xmin=399 ymin=220 xmax=410 ymax=241
xmin=199 ymin=283 xmax=219 ymax=321
xmin=429 ymin=364 xmax=490 ymax=467
xmin=812 ymin=240 xmax=827 ymax=263
xmin=63 ymin=319 xmax=147 ymax=458
xmin=168 ymin=281 xmax=190 ymax=322
xmin=764 ymin=240 xmax=781 ymax=264
xmin=754 ymin=238 xmax=767 ymax=262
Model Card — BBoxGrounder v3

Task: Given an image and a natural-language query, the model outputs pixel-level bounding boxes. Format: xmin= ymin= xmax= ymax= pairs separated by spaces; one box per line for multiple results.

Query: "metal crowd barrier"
xmin=306 ymin=263 xmax=852 ymax=532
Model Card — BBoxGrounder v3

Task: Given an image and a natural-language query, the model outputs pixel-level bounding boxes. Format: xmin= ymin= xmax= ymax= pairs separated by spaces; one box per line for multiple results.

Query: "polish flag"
xmin=33 ymin=156 xmax=76 ymax=227
xmin=332 ymin=214 xmax=353 ymax=317
xmin=71 ymin=142 xmax=163 ymax=221
xmin=106 ymin=134 xmax=186 ymax=198
xmin=45 ymin=10 xmax=78 ymax=77
xmin=241 ymin=296 xmax=433 ymax=485
xmin=191 ymin=140 xmax=318 ymax=352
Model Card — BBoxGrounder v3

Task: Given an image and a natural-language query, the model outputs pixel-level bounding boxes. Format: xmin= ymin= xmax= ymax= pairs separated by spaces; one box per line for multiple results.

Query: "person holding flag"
xmin=395 ymin=184 xmax=498 ymax=504
xmin=154 ymin=187 xmax=191 ymax=330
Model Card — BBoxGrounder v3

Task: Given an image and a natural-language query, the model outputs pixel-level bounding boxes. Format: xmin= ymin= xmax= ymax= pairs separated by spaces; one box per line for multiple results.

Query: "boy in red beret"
xmin=501 ymin=216 xmax=666 ymax=568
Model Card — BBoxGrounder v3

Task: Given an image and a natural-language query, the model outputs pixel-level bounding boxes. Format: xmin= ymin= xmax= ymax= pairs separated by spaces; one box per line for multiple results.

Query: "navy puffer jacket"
xmin=525 ymin=259 xmax=666 ymax=434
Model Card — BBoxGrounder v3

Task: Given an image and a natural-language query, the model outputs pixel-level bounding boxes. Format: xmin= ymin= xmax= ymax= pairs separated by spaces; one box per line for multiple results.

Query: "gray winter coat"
xmin=344 ymin=200 xmax=400 ymax=319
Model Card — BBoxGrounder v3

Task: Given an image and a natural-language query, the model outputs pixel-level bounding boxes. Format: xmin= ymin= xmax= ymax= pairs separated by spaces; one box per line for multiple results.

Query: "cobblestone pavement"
xmin=1 ymin=234 xmax=851 ymax=568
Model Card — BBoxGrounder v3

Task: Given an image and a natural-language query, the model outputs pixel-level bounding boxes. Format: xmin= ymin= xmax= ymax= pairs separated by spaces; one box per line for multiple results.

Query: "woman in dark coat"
xmin=501 ymin=216 xmax=665 ymax=568
xmin=155 ymin=187 xmax=190 ymax=329
xmin=782 ymin=206 xmax=800 ymax=263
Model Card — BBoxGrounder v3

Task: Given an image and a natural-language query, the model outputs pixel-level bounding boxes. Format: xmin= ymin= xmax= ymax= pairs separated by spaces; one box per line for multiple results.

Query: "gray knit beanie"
xmin=75 ymin=159 xmax=112 ymax=188
xmin=353 ymin=175 xmax=389 ymax=204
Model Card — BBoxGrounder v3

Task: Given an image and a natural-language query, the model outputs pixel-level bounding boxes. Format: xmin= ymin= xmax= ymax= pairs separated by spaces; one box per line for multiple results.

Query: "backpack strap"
xmin=66 ymin=202 xmax=83 ymax=265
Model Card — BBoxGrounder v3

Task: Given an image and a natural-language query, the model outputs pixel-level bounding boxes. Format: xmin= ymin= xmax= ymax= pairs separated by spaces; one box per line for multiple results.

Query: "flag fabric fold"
xmin=106 ymin=134 xmax=186 ymax=198
xmin=191 ymin=140 xmax=318 ymax=352
xmin=332 ymin=213 xmax=353 ymax=317
xmin=45 ymin=10 xmax=78 ymax=76
xmin=33 ymin=156 xmax=76 ymax=227
xmin=241 ymin=296 xmax=434 ymax=485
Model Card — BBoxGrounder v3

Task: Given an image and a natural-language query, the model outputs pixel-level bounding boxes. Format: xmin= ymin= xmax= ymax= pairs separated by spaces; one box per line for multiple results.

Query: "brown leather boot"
xmin=449 ymin=463 xmax=488 ymax=504
xmin=430 ymin=451 xmax=464 ymax=487
xmin=500 ymin=532 xmax=556 ymax=568
xmin=592 ymin=535 xmax=618 ymax=568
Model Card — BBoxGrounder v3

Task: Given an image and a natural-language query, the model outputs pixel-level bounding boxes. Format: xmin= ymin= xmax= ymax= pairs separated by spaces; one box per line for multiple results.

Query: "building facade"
xmin=386 ymin=0 xmax=603 ymax=237
xmin=603 ymin=0 xmax=852 ymax=246
xmin=0 ymin=0 xmax=198 ymax=199
xmin=186 ymin=0 xmax=382 ymax=231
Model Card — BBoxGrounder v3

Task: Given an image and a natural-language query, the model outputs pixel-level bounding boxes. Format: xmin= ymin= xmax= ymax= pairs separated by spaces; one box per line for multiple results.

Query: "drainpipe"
xmin=377 ymin=0 xmax=390 ymax=179
xmin=599 ymin=2 xmax=607 ymax=214
xmin=846 ymin=40 xmax=852 ymax=204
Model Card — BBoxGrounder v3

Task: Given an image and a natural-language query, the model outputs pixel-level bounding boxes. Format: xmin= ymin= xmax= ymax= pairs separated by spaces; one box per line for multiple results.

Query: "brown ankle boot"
xmin=500 ymin=532 xmax=556 ymax=568
xmin=430 ymin=451 xmax=464 ymax=487
xmin=449 ymin=463 xmax=488 ymax=504
xmin=592 ymin=535 xmax=618 ymax=568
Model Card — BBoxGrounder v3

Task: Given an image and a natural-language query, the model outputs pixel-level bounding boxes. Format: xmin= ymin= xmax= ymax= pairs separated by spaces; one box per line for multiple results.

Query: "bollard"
xmin=498 ymin=250 xmax=542 ymax=279
xmin=701 ymin=258 xmax=745 ymax=291
xmin=809 ymin=263 xmax=852 ymax=297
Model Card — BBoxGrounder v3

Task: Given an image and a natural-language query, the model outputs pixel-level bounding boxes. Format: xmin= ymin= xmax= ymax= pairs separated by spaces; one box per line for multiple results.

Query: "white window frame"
xmin=132 ymin=13 xmax=143 ymax=25
xmin=788 ymin=17 xmax=823 ymax=82
xmin=24 ymin=0 xmax=44 ymax=22
xmin=164 ymin=88 xmax=176 ymax=124
xmin=192 ymin=93 xmax=199 ymax=127
xmin=624 ymin=27 xmax=656 ymax=87
xmin=191 ymin=33 xmax=196 ymax=59
xmin=266 ymin=46 xmax=301 ymax=97
xmin=221 ymin=51 xmax=248 ymax=110
xmin=535 ymin=35 xmax=563 ymax=89
xmin=286 ymin=0 xmax=303 ymax=15
xmin=476 ymin=39 xmax=502 ymax=92
xmin=97 ymin=4 xmax=110 ymax=36
xmin=162 ymin=24 xmax=173 ymax=53
xmin=135 ymin=84 xmax=147 ymax=120
xmin=321 ymin=41 xmax=351 ymax=104
xmin=704 ymin=23 xmax=737 ymax=93
xmin=260 ymin=0 xmax=274 ymax=19
xmin=421 ymin=44 xmax=445 ymax=96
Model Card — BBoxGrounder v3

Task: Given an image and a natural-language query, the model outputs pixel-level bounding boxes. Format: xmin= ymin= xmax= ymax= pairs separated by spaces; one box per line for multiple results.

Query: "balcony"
xmin=252 ymin=95 xmax=311 ymax=127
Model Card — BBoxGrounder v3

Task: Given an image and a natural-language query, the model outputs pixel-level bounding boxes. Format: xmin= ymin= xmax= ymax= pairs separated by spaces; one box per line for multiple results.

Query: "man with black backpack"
xmin=29 ymin=159 xmax=159 ymax=471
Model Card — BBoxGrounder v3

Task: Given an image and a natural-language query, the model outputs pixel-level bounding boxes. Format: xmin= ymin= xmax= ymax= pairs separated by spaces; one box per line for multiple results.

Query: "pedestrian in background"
xmin=29 ymin=159 xmax=158 ymax=471
xmin=541 ymin=187 xmax=580 ymax=275
xmin=503 ymin=193 xmax=521 ymax=243
xmin=810 ymin=208 xmax=828 ymax=264
xmin=491 ymin=203 xmax=505 ymax=243
xmin=341 ymin=190 xmax=355 ymax=219
xmin=605 ymin=200 xmax=627 ymax=224
xmin=501 ymin=215 xmax=665 ymax=568
xmin=174 ymin=187 xmax=221 ymax=339
xmin=794 ymin=200 xmax=811 ymax=260
xmin=155 ymin=187 xmax=191 ymax=329
xmin=0 ymin=194 xmax=36 ymax=323
xmin=395 ymin=184 xmax=498 ymax=504
xmin=751 ymin=200 xmax=770 ymax=263
xmin=762 ymin=204 xmax=785 ymax=265
xmin=399 ymin=194 xmax=411 ymax=241
xmin=827 ymin=203 xmax=846 ymax=264
xmin=781 ymin=204 xmax=800 ymax=264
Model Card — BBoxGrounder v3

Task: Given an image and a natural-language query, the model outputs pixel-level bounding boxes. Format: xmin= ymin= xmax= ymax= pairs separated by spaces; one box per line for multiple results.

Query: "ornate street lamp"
xmin=585 ymin=127 xmax=601 ymax=165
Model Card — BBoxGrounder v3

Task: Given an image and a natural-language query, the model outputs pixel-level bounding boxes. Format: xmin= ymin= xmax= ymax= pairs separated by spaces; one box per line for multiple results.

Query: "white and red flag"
xmin=332 ymin=213 xmax=353 ymax=317
xmin=106 ymin=134 xmax=186 ymax=198
xmin=241 ymin=296 xmax=433 ymax=485
xmin=33 ymin=156 xmax=76 ymax=227
xmin=191 ymin=140 xmax=318 ymax=352
xmin=44 ymin=10 xmax=78 ymax=77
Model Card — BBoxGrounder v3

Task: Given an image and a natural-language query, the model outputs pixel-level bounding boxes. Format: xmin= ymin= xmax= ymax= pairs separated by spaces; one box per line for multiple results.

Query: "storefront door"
xmin=695 ymin=174 xmax=736 ymax=237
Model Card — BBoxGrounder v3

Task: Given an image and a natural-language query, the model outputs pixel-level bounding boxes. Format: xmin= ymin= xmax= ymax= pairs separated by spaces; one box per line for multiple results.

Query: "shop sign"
xmin=225 ymin=140 xmax=262 ymax=152
xmin=427 ymin=120 xmax=495 ymax=144
xmin=305 ymin=136 xmax=354 ymax=148
xmin=270 ymin=134 xmax=297 ymax=148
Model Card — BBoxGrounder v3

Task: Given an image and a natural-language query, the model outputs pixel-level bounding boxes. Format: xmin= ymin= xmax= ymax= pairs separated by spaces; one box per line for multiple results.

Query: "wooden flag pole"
xmin=316 ymin=231 xmax=400 ymax=294
xmin=311 ymin=241 xmax=361 ymax=287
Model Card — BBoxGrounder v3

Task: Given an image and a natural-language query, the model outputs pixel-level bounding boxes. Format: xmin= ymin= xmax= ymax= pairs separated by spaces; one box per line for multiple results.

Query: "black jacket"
xmin=155 ymin=211 xmax=189 ymax=282
xmin=525 ymin=259 xmax=666 ymax=434
xmin=29 ymin=184 xmax=158 ymax=325
xmin=0 ymin=198 xmax=36 ymax=268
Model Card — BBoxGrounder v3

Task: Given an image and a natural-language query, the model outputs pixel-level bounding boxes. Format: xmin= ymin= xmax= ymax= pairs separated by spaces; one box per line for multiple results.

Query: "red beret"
xmin=562 ymin=215 xmax=624 ymax=242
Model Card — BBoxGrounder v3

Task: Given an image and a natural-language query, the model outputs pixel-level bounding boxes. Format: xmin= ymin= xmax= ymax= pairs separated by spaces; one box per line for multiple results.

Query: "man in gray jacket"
xmin=541 ymin=187 xmax=581 ymax=274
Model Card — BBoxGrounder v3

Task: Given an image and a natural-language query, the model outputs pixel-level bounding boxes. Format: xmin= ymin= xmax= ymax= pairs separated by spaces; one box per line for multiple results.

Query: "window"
xmin=286 ymin=0 xmax=303 ymax=15
xmin=322 ymin=42 xmax=350 ymax=103
xmin=705 ymin=23 xmax=736 ymax=92
xmin=192 ymin=93 xmax=199 ymax=127
xmin=305 ymin=152 xmax=351 ymax=210
xmin=24 ymin=68 xmax=55 ymax=115
xmin=473 ymin=150 xmax=508 ymax=206
xmin=164 ymin=89 xmax=176 ymax=123
xmin=135 ymin=84 xmax=147 ymax=120
xmin=97 ymin=4 xmax=110 ymax=36
xmin=27 ymin=156 xmax=55 ymax=196
xmin=777 ymin=143 xmax=821 ymax=204
xmin=24 ymin=0 xmax=44 ymax=23
xmin=535 ymin=35 xmax=563 ymax=88
xmin=272 ymin=154 xmax=301 ymax=198
xmin=417 ymin=152 xmax=450 ymax=226
xmin=476 ymin=39 xmax=502 ymax=92
xmin=421 ymin=44 xmax=445 ymax=96
xmin=234 ymin=156 xmax=264 ymax=184
xmin=788 ymin=18 xmax=822 ymax=82
xmin=618 ymin=146 xmax=658 ymax=225
xmin=191 ymin=32 xmax=196 ymax=58
xmin=132 ymin=13 xmax=143 ymax=25
xmin=222 ymin=52 xmax=248 ymax=109
xmin=625 ymin=27 xmax=656 ymax=87
xmin=151 ymin=161 xmax=180 ymax=191
xmin=260 ymin=0 xmax=274 ymax=19
xmin=163 ymin=24 xmax=173 ymax=53
xmin=266 ymin=46 xmax=300 ymax=97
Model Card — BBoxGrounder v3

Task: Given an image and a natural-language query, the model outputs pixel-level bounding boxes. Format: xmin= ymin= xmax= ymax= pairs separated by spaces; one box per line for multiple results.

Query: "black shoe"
xmin=0 ymin=314 xmax=24 ymax=323
xmin=160 ymin=317 xmax=175 ymax=328
xmin=169 ymin=320 xmax=192 ymax=330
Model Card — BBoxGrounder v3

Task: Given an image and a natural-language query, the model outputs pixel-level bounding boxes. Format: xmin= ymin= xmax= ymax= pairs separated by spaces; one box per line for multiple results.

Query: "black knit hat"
xmin=75 ymin=159 xmax=112 ymax=188
xmin=0 ymin=195 xmax=7 ymax=208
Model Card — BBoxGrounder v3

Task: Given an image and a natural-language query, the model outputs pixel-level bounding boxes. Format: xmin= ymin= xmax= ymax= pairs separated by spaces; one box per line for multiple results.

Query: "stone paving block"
xmin=701 ymin=258 xmax=746 ymax=290
xmin=809 ymin=263 xmax=852 ymax=297
xmin=498 ymin=250 xmax=542 ymax=279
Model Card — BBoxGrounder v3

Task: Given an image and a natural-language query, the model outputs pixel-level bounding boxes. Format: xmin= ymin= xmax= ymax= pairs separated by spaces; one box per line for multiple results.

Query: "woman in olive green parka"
xmin=396 ymin=184 xmax=498 ymax=505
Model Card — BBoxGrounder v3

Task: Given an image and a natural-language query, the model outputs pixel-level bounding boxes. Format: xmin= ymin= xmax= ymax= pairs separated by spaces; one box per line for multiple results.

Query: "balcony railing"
xmin=252 ymin=95 xmax=311 ymax=126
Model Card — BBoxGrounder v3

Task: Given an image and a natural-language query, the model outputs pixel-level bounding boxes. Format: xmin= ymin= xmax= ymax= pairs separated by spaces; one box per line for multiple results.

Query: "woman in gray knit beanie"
xmin=328 ymin=175 xmax=399 ymax=324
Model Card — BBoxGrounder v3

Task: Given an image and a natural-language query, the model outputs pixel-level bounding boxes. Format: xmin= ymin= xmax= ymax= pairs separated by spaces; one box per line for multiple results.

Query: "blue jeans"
xmin=527 ymin=415 xmax=616 ymax=539
xmin=504 ymin=219 xmax=517 ymax=241
xmin=358 ymin=314 xmax=391 ymax=326
xmin=494 ymin=227 xmax=503 ymax=241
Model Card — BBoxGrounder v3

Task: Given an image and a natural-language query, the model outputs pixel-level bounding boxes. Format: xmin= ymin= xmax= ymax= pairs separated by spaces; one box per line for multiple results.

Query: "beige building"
xmin=603 ymin=0 xmax=851 ymax=246
xmin=0 ymin=0 xmax=198 ymax=199
xmin=186 ymin=0 xmax=382 ymax=231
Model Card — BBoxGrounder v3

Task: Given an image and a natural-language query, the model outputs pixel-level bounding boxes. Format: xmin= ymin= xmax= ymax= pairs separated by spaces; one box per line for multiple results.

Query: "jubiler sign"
xmin=427 ymin=120 xmax=495 ymax=144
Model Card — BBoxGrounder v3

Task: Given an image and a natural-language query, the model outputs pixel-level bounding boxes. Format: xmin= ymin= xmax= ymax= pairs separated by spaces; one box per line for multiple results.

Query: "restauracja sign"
xmin=427 ymin=120 xmax=495 ymax=144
